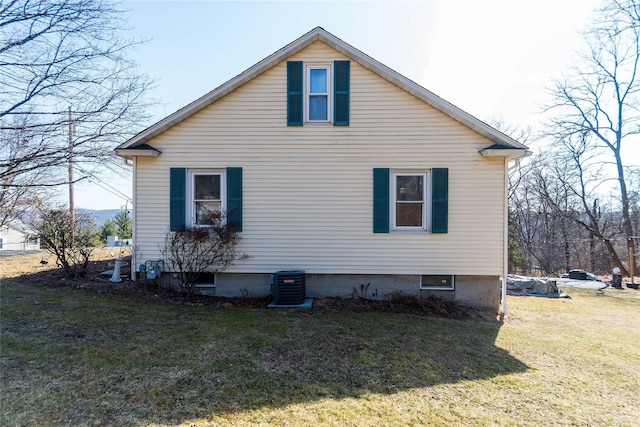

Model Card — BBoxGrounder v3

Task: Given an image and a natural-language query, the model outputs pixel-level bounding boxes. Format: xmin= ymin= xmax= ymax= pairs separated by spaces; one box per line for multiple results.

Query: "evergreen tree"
xmin=114 ymin=211 xmax=132 ymax=239
xmin=100 ymin=219 xmax=118 ymax=243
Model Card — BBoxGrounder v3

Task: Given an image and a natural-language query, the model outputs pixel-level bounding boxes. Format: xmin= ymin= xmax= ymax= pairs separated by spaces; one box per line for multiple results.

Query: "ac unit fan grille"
xmin=272 ymin=270 xmax=306 ymax=305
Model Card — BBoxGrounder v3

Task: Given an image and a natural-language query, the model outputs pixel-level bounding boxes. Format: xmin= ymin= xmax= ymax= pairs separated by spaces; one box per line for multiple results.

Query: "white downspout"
xmin=502 ymin=157 xmax=508 ymax=316
xmin=131 ymin=156 xmax=137 ymax=281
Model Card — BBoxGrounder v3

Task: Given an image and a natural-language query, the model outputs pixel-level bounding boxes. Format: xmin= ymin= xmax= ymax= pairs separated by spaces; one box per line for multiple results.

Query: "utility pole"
xmin=68 ymin=107 xmax=75 ymax=248
xmin=629 ymin=237 xmax=638 ymax=287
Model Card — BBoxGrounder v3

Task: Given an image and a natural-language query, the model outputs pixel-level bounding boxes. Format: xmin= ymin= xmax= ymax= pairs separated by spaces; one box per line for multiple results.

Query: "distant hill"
xmin=79 ymin=209 xmax=127 ymax=227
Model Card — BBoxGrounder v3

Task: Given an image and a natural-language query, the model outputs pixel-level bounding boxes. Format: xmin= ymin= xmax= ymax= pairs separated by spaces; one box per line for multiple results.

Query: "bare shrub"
xmin=162 ymin=211 xmax=244 ymax=293
xmin=37 ymin=209 xmax=101 ymax=279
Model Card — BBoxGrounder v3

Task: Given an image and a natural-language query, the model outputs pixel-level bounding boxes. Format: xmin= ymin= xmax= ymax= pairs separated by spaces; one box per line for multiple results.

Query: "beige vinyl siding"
xmin=133 ymin=41 xmax=506 ymax=276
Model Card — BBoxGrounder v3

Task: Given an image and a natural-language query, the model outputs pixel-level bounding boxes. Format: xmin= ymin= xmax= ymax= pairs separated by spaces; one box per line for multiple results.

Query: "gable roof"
xmin=116 ymin=27 xmax=529 ymax=153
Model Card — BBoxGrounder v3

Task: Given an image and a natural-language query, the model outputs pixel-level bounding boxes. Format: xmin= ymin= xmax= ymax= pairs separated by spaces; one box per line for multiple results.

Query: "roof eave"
xmin=480 ymin=148 xmax=533 ymax=159
xmin=115 ymin=146 xmax=161 ymax=158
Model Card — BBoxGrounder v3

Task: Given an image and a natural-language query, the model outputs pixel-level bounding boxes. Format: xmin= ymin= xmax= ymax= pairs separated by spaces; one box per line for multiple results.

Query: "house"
xmin=106 ymin=235 xmax=133 ymax=248
xmin=0 ymin=221 xmax=40 ymax=251
xmin=116 ymin=27 xmax=529 ymax=310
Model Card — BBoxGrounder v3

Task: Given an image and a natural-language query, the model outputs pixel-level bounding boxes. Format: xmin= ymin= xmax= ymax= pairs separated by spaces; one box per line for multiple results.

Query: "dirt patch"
xmin=1 ymin=250 xmax=495 ymax=320
xmin=0 ymin=248 xmax=129 ymax=279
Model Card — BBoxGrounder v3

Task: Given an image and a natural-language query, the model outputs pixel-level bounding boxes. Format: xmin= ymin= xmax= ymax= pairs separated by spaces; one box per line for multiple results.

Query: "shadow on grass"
xmin=1 ymin=264 xmax=529 ymax=426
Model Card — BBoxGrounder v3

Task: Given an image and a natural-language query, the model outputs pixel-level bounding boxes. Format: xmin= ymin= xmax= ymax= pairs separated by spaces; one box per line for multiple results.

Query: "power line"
xmin=74 ymin=165 xmax=132 ymax=203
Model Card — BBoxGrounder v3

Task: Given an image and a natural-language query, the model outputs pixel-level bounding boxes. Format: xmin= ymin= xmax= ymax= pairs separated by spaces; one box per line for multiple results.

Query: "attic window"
xmin=287 ymin=61 xmax=349 ymax=126
xmin=306 ymin=64 xmax=331 ymax=122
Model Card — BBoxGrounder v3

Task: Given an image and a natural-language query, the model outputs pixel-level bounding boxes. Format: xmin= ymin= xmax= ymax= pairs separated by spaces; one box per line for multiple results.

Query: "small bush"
xmin=37 ymin=209 xmax=101 ymax=279
xmin=162 ymin=211 xmax=245 ymax=294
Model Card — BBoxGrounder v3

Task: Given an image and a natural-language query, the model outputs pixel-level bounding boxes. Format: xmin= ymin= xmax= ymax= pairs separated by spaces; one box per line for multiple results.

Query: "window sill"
xmin=304 ymin=121 xmax=333 ymax=126
xmin=391 ymin=229 xmax=431 ymax=234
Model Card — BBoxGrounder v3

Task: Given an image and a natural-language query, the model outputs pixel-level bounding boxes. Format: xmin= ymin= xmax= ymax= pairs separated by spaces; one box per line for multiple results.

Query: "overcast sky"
xmin=72 ymin=0 xmax=605 ymax=210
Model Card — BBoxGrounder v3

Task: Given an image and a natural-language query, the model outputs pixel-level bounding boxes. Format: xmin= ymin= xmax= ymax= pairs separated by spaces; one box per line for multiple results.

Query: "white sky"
xmin=71 ymin=0 xmax=610 ymax=209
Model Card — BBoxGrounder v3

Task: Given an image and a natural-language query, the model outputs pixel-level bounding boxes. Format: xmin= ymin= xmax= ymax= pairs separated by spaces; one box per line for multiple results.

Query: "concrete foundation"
xmin=155 ymin=272 xmax=500 ymax=309
xmin=420 ymin=275 xmax=500 ymax=309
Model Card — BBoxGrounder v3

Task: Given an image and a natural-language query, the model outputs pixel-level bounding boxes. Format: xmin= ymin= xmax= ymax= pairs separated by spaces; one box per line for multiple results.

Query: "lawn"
xmin=1 ymin=254 xmax=639 ymax=426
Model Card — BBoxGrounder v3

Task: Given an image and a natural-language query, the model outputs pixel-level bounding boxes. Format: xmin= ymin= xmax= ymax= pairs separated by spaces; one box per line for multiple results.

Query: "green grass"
xmin=1 ymin=280 xmax=638 ymax=426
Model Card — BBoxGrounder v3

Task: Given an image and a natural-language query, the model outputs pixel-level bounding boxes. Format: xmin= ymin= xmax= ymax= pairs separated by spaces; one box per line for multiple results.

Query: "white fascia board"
xmin=115 ymin=148 xmax=161 ymax=158
xmin=480 ymin=148 xmax=533 ymax=159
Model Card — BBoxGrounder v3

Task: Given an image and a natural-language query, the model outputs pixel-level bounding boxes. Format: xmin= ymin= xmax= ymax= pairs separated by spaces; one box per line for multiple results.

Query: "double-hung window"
xmin=288 ymin=60 xmax=349 ymax=126
xmin=190 ymin=171 xmax=225 ymax=226
xmin=170 ymin=167 xmax=242 ymax=232
xmin=393 ymin=173 xmax=429 ymax=230
xmin=373 ymin=167 xmax=448 ymax=234
xmin=306 ymin=65 xmax=331 ymax=122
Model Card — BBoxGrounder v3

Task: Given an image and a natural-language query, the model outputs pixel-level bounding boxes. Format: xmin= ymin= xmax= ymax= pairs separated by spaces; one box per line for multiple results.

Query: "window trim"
xmin=305 ymin=63 xmax=332 ymax=124
xmin=391 ymin=171 xmax=431 ymax=232
xmin=187 ymin=170 xmax=226 ymax=227
xmin=420 ymin=275 xmax=455 ymax=291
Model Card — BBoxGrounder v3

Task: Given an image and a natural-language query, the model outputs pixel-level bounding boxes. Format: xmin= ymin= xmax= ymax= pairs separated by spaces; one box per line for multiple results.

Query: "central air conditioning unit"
xmin=271 ymin=270 xmax=306 ymax=305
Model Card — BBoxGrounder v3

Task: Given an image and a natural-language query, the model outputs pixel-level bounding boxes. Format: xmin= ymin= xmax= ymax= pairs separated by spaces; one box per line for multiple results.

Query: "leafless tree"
xmin=36 ymin=208 xmax=101 ymax=278
xmin=543 ymin=0 xmax=640 ymax=275
xmin=509 ymin=151 xmax=619 ymax=276
xmin=0 ymin=0 xmax=153 ymax=222
xmin=0 ymin=184 xmax=40 ymax=229
xmin=510 ymin=152 xmax=576 ymax=275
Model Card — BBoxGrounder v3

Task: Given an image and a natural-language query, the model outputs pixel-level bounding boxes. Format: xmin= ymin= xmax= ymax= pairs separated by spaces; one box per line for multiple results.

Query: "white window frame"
xmin=391 ymin=171 xmax=431 ymax=232
xmin=193 ymin=272 xmax=216 ymax=290
xmin=187 ymin=170 xmax=226 ymax=227
xmin=305 ymin=63 xmax=332 ymax=123
xmin=420 ymin=275 xmax=455 ymax=291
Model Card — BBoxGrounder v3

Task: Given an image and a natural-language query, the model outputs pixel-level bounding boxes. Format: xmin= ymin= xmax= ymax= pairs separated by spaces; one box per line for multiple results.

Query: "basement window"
xmin=189 ymin=272 xmax=216 ymax=296
xmin=192 ymin=272 xmax=216 ymax=289
xmin=420 ymin=275 xmax=455 ymax=291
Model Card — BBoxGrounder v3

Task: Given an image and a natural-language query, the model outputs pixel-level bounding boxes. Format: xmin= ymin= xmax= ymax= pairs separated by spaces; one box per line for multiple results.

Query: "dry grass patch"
xmin=1 ymin=251 xmax=639 ymax=426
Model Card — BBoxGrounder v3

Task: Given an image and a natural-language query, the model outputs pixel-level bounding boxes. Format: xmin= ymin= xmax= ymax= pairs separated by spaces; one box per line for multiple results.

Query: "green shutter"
xmin=432 ymin=168 xmax=448 ymax=233
xmin=334 ymin=60 xmax=350 ymax=126
xmin=226 ymin=167 xmax=243 ymax=232
xmin=287 ymin=61 xmax=303 ymax=126
xmin=373 ymin=168 xmax=390 ymax=233
xmin=169 ymin=168 xmax=186 ymax=231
